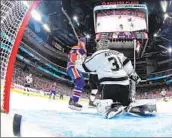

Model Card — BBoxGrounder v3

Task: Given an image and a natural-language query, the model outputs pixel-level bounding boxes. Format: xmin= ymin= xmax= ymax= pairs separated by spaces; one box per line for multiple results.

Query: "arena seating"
xmin=12 ymin=61 xmax=89 ymax=98
xmin=12 ymin=61 xmax=171 ymax=100
xmin=136 ymin=86 xmax=172 ymax=99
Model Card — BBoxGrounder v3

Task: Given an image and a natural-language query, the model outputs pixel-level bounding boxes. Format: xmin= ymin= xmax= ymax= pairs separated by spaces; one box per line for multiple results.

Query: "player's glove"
xmin=130 ymin=72 xmax=141 ymax=84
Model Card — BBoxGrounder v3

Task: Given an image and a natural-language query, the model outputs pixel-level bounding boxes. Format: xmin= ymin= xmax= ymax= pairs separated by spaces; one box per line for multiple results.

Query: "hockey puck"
xmin=13 ymin=114 xmax=22 ymax=137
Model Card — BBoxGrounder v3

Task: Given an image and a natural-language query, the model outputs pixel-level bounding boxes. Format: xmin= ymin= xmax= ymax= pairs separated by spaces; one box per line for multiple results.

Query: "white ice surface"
xmin=1 ymin=92 xmax=172 ymax=137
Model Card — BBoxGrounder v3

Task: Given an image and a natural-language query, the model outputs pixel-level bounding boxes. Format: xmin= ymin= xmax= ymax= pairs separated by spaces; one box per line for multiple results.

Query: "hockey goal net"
xmin=0 ymin=1 xmax=39 ymax=113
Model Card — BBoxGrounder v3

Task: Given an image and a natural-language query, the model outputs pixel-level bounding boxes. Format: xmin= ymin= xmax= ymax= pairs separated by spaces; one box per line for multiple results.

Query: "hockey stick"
xmin=61 ymin=7 xmax=79 ymax=42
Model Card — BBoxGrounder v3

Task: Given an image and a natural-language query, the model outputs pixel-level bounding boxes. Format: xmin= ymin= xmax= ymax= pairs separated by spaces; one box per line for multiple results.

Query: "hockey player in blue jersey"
xmin=67 ymin=38 xmax=87 ymax=111
xmin=49 ymin=82 xmax=57 ymax=100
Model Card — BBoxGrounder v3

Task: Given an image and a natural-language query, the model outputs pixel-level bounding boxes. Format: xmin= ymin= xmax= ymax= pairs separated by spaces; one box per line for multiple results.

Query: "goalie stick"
xmin=61 ymin=7 xmax=79 ymax=42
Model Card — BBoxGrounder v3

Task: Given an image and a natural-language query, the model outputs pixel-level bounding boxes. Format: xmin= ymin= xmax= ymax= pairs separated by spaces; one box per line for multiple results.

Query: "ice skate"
xmin=88 ymin=100 xmax=96 ymax=108
xmin=68 ymin=98 xmax=82 ymax=111
xmin=105 ymin=102 xmax=126 ymax=119
xmin=69 ymin=97 xmax=73 ymax=105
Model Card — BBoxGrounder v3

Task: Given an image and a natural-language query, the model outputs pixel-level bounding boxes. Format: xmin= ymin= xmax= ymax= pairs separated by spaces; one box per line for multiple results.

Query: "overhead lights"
xmin=164 ymin=13 xmax=169 ymax=20
xmin=168 ymin=47 xmax=172 ymax=53
xmin=160 ymin=1 xmax=168 ymax=13
xmin=73 ymin=16 xmax=80 ymax=26
xmin=73 ymin=16 xmax=78 ymax=21
xmin=86 ymin=34 xmax=90 ymax=39
xmin=22 ymin=1 xmax=42 ymax=22
xmin=153 ymin=33 xmax=158 ymax=37
xmin=31 ymin=10 xmax=42 ymax=22
xmin=43 ymin=24 xmax=50 ymax=32
xmin=23 ymin=1 xmax=52 ymax=34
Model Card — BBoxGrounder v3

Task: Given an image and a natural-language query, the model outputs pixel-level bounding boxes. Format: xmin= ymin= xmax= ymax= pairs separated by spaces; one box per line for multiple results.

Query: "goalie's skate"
xmin=88 ymin=100 xmax=96 ymax=108
xmin=105 ymin=103 xmax=126 ymax=119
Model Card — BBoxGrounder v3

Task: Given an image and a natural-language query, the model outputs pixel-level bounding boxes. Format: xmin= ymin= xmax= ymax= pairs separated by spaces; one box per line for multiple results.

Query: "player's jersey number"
xmin=108 ymin=57 xmax=120 ymax=71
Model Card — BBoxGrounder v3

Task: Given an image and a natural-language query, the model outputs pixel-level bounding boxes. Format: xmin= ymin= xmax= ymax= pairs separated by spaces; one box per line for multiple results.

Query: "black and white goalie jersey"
xmin=77 ymin=49 xmax=135 ymax=85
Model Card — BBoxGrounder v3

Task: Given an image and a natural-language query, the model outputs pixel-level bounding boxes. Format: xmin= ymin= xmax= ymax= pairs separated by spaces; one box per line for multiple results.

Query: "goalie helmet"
xmin=96 ymin=39 xmax=110 ymax=51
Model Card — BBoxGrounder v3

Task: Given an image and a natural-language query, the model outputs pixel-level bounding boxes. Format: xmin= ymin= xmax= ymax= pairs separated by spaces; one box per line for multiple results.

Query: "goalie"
xmin=76 ymin=42 xmax=156 ymax=118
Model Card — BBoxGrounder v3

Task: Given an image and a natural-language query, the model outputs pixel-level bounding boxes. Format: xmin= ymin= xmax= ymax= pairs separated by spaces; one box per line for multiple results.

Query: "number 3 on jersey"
xmin=108 ymin=57 xmax=120 ymax=71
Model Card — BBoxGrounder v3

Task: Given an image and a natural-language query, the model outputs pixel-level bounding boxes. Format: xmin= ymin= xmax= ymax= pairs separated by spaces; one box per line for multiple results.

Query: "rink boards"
xmin=11 ymin=85 xmax=172 ymax=103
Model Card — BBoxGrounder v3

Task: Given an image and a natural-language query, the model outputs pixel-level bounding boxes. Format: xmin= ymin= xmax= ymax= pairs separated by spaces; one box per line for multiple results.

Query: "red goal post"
xmin=1 ymin=1 xmax=40 ymax=113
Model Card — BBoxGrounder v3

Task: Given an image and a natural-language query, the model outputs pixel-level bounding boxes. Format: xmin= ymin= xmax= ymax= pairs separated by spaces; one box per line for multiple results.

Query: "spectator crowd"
xmin=13 ymin=63 xmax=72 ymax=96
xmin=12 ymin=61 xmax=89 ymax=98
xmin=136 ymin=86 xmax=172 ymax=99
xmin=11 ymin=61 xmax=172 ymax=100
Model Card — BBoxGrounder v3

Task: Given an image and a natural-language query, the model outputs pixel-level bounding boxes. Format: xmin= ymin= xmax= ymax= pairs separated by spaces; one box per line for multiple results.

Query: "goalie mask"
xmin=96 ymin=39 xmax=110 ymax=51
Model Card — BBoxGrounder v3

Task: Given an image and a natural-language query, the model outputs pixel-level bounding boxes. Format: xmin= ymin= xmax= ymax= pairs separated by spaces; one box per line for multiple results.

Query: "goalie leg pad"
xmin=127 ymin=102 xmax=157 ymax=116
xmin=94 ymin=99 xmax=113 ymax=117
xmin=95 ymin=100 xmax=126 ymax=119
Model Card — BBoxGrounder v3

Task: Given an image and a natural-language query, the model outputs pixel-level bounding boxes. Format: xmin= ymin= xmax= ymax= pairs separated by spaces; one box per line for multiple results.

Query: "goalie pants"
xmin=101 ymin=84 xmax=131 ymax=106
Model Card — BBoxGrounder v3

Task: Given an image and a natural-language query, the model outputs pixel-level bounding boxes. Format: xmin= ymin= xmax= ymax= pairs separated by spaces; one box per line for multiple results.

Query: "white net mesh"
xmin=0 ymin=1 xmax=35 ymax=113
